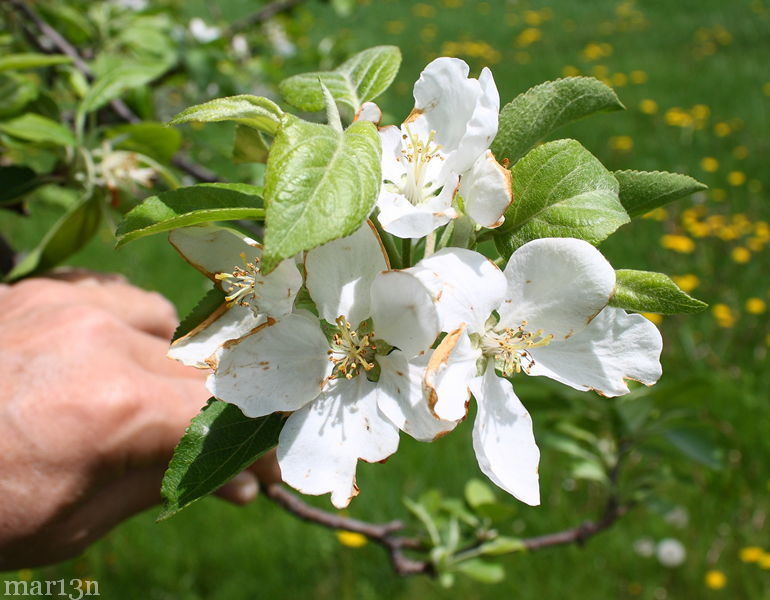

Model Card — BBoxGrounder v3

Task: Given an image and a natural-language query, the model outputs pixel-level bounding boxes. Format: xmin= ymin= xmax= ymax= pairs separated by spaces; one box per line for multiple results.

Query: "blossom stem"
xmin=401 ymin=237 xmax=413 ymax=268
xmin=372 ymin=217 xmax=402 ymax=268
xmin=423 ymin=231 xmax=436 ymax=258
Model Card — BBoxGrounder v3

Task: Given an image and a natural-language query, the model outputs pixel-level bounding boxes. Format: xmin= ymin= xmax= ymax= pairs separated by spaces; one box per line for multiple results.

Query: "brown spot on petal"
xmin=404 ymin=107 xmax=423 ymax=124
xmin=170 ymin=302 xmax=229 ymax=347
xmin=222 ymin=316 xmax=276 ymax=349
xmin=424 ymin=324 xmax=469 ymax=418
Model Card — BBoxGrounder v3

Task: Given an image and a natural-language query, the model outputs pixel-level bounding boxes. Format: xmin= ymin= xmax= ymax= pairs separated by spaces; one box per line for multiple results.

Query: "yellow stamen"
xmin=215 ymin=253 xmax=262 ymax=310
xmin=329 ymin=316 xmax=377 ymax=380
xmin=481 ymin=320 xmax=553 ymax=376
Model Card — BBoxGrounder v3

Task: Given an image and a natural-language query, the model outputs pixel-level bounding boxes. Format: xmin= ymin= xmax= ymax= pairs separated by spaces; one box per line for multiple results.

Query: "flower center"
xmin=215 ymin=252 xmax=262 ymax=313
xmin=481 ymin=320 xmax=553 ymax=377
xmin=327 ymin=316 xmax=377 ymax=380
xmin=398 ymin=125 xmax=444 ymax=206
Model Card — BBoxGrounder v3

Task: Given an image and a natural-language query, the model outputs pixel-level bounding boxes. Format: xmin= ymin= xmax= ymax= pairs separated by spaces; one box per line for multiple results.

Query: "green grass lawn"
xmin=3 ymin=0 xmax=770 ymax=597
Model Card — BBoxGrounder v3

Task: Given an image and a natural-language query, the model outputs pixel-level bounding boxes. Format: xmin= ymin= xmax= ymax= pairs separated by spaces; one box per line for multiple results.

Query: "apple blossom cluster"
xmin=166 ymin=57 xmax=663 ymax=510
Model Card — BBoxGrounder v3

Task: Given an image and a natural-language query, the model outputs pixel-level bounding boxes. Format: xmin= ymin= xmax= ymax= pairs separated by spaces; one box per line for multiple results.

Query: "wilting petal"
xmin=527 ymin=307 xmax=663 ymax=397
xmin=168 ymin=303 xmax=263 ymax=369
xmin=377 ymin=180 xmax=458 ymax=239
xmin=277 ymin=376 xmax=400 ymax=509
xmin=169 ymin=225 xmax=302 ymax=317
xmin=354 ymin=101 xmax=382 ymax=125
xmin=460 ymin=150 xmax=512 ymax=229
xmin=305 ymin=222 xmax=389 ymax=326
xmin=377 ymin=351 xmax=458 ymax=442
xmin=498 ymin=238 xmax=616 ymax=340
xmin=407 ymin=247 xmax=506 ymax=335
xmin=208 ymin=312 xmax=331 ymax=417
xmin=370 ymin=270 xmax=439 ymax=357
xmin=424 ymin=327 xmax=481 ymax=421
xmin=469 ymin=363 xmax=540 ymax=506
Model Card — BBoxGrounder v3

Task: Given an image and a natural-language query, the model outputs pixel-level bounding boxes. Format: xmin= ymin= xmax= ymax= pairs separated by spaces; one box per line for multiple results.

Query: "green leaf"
xmin=610 ymin=269 xmax=707 ymax=314
xmin=663 ymin=425 xmax=723 ymax=470
xmin=172 ymin=287 xmax=227 ymax=342
xmin=5 ymin=196 xmax=102 ymax=281
xmin=494 ymin=139 xmax=628 ymax=258
xmin=159 ymin=399 xmax=284 ymax=520
xmin=279 ymin=46 xmax=401 ymax=114
xmin=261 ymin=117 xmax=381 ymax=273
xmin=105 ymin=122 xmax=182 ymax=162
xmin=116 ymin=183 xmax=265 ymax=246
xmin=0 ymin=113 xmax=76 ymax=147
xmin=464 ymin=478 xmax=496 ymax=509
xmin=454 ymin=559 xmax=505 ymax=584
xmin=0 ymin=166 xmax=47 ymax=206
xmin=0 ymin=53 xmax=72 ymax=72
xmin=0 ymin=73 xmax=38 ymax=117
xmin=232 ymin=124 xmax=269 ymax=164
xmin=169 ymin=95 xmax=284 ymax=137
xmin=614 ymin=170 xmax=707 ymax=218
xmin=492 ymin=77 xmax=624 ymax=165
xmin=478 ymin=536 xmax=526 ymax=556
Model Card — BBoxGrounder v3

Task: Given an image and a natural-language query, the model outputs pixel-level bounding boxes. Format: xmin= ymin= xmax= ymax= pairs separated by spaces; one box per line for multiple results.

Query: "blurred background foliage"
xmin=1 ymin=0 xmax=769 ymax=598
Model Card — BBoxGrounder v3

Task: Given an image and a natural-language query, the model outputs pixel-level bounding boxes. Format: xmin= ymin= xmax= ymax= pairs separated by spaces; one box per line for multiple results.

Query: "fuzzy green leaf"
xmin=494 ymin=139 xmax=628 ymax=258
xmin=261 ymin=117 xmax=381 ymax=273
xmin=116 ymin=183 xmax=264 ymax=246
xmin=492 ymin=77 xmax=624 ymax=165
xmin=614 ymin=170 xmax=707 ymax=218
xmin=159 ymin=399 xmax=284 ymax=519
xmin=279 ymin=46 xmax=401 ymax=114
xmin=77 ymin=61 xmax=166 ymax=120
xmin=0 ymin=113 xmax=76 ymax=147
xmin=169 ymin=95 xmax=284 ymax=136
xmin=0 ymin=73 xmax=38 ymax=117
xmin=610 ymin=269 xmax=707 ymax=314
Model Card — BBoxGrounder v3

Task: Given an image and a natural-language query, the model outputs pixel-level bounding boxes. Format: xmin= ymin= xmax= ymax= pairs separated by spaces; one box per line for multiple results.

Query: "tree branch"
xmin=230 ymin=0 xmax=305 ymax=33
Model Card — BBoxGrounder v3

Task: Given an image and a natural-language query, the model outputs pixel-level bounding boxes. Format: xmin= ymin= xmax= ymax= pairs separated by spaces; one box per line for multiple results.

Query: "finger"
xmin=43 ymin=267 xmax=128 ymax=285
xmin=215 ymin=470 xmax=260 ymax=505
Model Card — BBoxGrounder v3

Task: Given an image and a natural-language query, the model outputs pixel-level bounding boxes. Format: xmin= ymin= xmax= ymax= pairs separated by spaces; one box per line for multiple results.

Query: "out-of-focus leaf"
xmin=0 ymin=166 xmax=49 ymax=206
xmin=454 ymin=559 xmax=505 ymax=584
xmin=663 ymin=426 xmax=723 ymax=470
xmin=105 ymin=122 xmax=182 ymax=162
xmin=464 ymin=478 xmax=496 ymax=509
xmin=478 ymin=536 xmax=526 ymax=556
xmin=233 ymin=124 xmax=269 ymax=163
xmin=0 ymin=73 xmax=39 ymax=118
xmin=0 ymin=53 xmax=72 ymax=72
xmin=0 ymin=113 xmax=76 ymax=147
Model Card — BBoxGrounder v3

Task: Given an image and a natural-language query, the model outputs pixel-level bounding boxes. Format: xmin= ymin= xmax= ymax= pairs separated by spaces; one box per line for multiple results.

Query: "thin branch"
xmin=230 ymin=0 xmax=305 ymax=32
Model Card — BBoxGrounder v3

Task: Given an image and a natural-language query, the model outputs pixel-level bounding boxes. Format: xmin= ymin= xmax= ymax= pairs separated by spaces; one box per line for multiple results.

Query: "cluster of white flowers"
xmin=168 ymin=58 xmax=663 ymax=509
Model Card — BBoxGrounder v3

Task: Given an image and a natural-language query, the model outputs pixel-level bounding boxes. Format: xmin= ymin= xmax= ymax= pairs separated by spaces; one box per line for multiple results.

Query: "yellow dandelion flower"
xmin=672 ymin=274 xmax=700 ymax=293
xmin=609 ymin=135 xmax=633 ymax=151
xmin=732 ymin=146 xmax=749 ymax=159
xmin=643 ymin=207 xmax=668 ymax=221
xmin=385 ymin=20 xmax=405 ymax=34
xmin=524 ymin=10 xmax=543 ymax=25
xmin=705 ymin=570 xmax=727 ymax=590
xmin=612 ymin=72 xmax=628 ymax=87
xmin=642 ymin=313 xmax=663 ymax=325
xmin=691 ymin=104 xmax=710 ymax=120
xmin=712 ymin=304 xmax=735 ymax=328
xmin=336 ymin=530 xmax=368 ymax=548
xmin=630 ymin=70 xmax=648 ymax=84
xmin=731 ymin=247 xmax=751 ymax=263
xmin=412 ymin=3 xmax=435 ymax=18
xmin=639 ymin=99 xmax=658 ymax=114
xmin=755 ymin=221 xmax=770 ymax=238
xmin=748 ymin=237 xmax=766 ymax=252
xmin=717 ymin=226 xmax=739 ymax=241
xmin=700 ymin=157 xmax=719 ymax=172
xmin=727 ymin=171 xmax=746 ymax=186
xmin=714 ymin=27 xmax=733 ymax=45
xmin=582 ymin=42 xmax=605 ymax=61
xmin=516 ymin=27 xmax=542 ymax=47
xmin=665 ymin=107 xmax=693 ymax=127
xmin=711 ymin=188 xmax=727 ymax=201
xmin=420 ymin=24 xmax=437 ymax=42
xmin=746 ymin=298 xmax=766 ymax=314
xmin=688 ymin=222 xmax=711 ymax=238
xmin=763 ymin=82 xmax=770 ymax=96
xmin=759 ymin=553 xmax=770 ymax=569
xmin=713 ymin=122 xmax=731 ymax=137
xmin=661 ymin=234 xmax=695 ymax=253
xmin=591 ymin=65 xmax=609 ymax=78
xmin=740 ymin=546 xmax=764 ymax=563
xmin=562 ymin=65 xmax=580 ymax=77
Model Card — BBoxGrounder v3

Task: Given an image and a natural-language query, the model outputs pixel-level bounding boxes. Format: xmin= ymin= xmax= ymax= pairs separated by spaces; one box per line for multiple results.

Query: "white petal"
xmin=379 ymin=125 xmax=407 ymax=184
xmin=354 ymin=101 xmax=382 ymax=125
xmin=377 ymin=351 xmax=458 ymax=442
xmin=168 ymin=303 xmax=263 ymax=369
xmin=469 ymin=363 xmax=540 ymax=506
xmin=527 ymin=307 xmax=663 ymax=397
xmin=370 ymin=270 xmax=439 ymax=357
xmin=169 ymin=225 xmax=302 ymax=317
xmin=277 ymin=376 xmax=400 ymax=509
xmin=411 ymin=59 xmax=499 ymax=175
xmin=407 ymin=247 xmax=506 ymax=335
xmin=207 ymin=312 xmax=330 ymax=417
xmin=499 ymin=237 xmax=616 ymax=340
xmin=376 ymin=186 xmax=456 ymax=239
xmin=424 ymin=327 xmax=481 ymax=421
xmin=305 ymin=222 xmax=389 ymax=326
xmin=459 ymin=150 xmax=512 ymax=228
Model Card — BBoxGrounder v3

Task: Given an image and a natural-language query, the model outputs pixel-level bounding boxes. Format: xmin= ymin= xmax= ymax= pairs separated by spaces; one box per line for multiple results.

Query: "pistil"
xmin=328 ymin=317 xmax=378 ymax=380
xmin=481 ymin=320 xmax=553 ymax=377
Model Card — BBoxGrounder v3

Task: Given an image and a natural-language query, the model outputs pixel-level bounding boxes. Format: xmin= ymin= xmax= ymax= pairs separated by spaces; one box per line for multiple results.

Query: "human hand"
xmin=0 ymin=271 xmax=279 ymax=569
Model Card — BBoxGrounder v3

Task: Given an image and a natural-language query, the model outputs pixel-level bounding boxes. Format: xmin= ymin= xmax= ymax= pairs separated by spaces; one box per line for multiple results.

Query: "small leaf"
xmin=159 ymin=399 xmax=284 ymax=519
xmin=0 ymin=53 xmax=72 ymax=72
xmin=464 ymin=478 xmax=496 ymax=509
xmin=614 ymin=170 xmax=707 ymax=218
xmin=0 ymin=73 xmax=38 ymax=117
xmin=116 ymin=183 xmax=265 ymax=246
xmin=279 ymin=46 xmax=401 ymax=114
xmin=615 ymin=392 xmax=654 ymax=434
xmin=663 ymin=425 xmax=723 ymax=470
xmin=0 ymin=165 xmax=48 ymax=206
xmin=172 ymin=287 xmax=227 ymax=342
xmin=610 ymin=269 xmax=707 ymax=314
xmin=170 ymin=95 xmax=284 ymax=137
xmin=454 ymin=559 xmax=506 ymax=584
xmin=494 ymin=139 xmax=628 ymax=258
xmin=5 ymin=196 xmax=102 ymax=281
xmin=478 ymin=536 xmax=526 ymax=556
xmin=492 ymin=77 xmax=624 ymax=165
xmin=105 ymin=122 xmax=182 ymax=162
xmin=0 ymin=113 xmax=76 ymax=147
xmin=261 ymin=117 xmax=381 ymax=273
xmin=233 ymin=124 xmax=269 ymax=163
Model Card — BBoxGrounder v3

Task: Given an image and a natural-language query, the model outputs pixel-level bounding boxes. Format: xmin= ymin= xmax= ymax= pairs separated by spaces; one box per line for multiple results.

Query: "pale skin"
xmin=0 ymin=271 xmax=280 ymax=569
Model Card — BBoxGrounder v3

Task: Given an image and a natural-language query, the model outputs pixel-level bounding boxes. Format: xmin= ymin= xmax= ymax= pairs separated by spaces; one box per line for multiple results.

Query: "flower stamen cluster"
xmin=215 ymin=252 xmax=262 ymax=310
xmin=481 ymin=320 xmax=553 ymax=376
xmin=328 ymin=317 xmax=378 ymax=380
xmin=399 ymin=126 xmax=444 ymax=206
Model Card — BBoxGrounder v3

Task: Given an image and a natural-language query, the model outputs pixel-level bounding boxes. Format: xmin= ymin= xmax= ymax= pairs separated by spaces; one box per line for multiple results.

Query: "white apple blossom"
xmin=375 ymin=57 xmax=512 ymax=239
xmin=403 ymin=238 xmax=664 ymax=505
xmin=166 ymin=225 xmax=302 ymax=369
xmin=207 ymin=223 xmax=447 ymax=508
